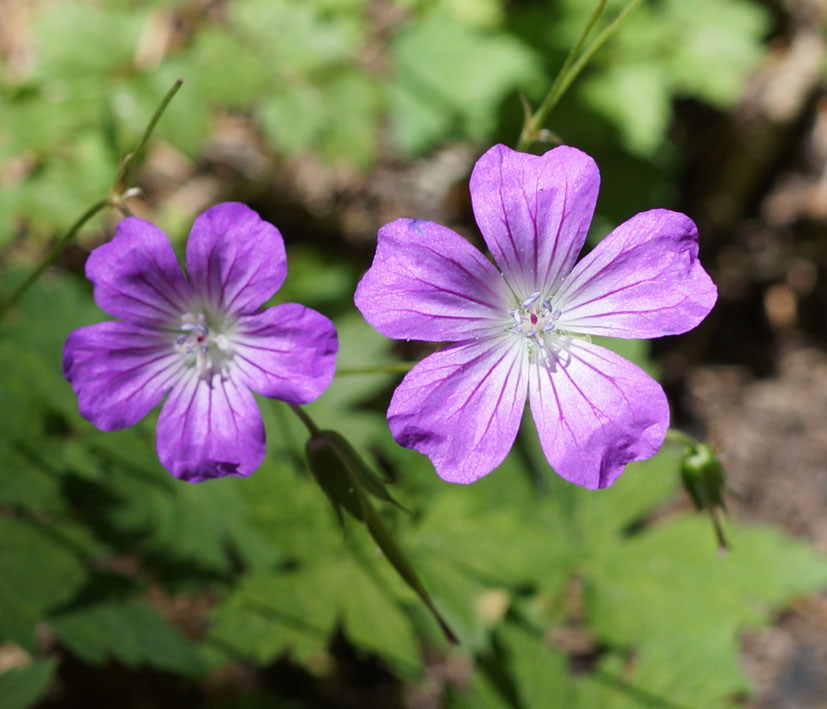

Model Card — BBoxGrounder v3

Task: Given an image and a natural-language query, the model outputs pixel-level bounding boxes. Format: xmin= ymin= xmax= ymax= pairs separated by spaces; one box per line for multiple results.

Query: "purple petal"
xmin=85 ymin=218 xmax=192 ymax=327
xmin=555 ymin=210 xmax=717 ymax=338
xmin=388 ymin=338 xmax=528 ymax=484
xmin=186 ymin=202 xmax=286 ymax=316
xmin=470 ymin=144 xmax=599 ymax=297
xmin=63 ymin=321 xmax=182 ymax=431
xmin=232 ymin=303 xmax=338 ymax=404
xmin=354 ymin=218 xmax=510 ymax=342
xmin=156 ymin=371 xmax=265 ymax=482
xmin=528 ymin=339 xmax=667 ymax=489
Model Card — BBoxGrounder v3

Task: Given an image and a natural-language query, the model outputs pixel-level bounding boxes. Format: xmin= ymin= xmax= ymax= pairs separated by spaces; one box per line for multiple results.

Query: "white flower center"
xmin=175 ymin=311 xmax=234 ymax=379
xmin=507 ymin=291 xmax=569 ymax=369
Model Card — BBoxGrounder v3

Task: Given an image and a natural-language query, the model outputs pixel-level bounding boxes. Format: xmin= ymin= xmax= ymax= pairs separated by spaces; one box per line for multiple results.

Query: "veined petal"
xmin=186 ymin=202 xmax=286 ymax=315
xmin=156 ymin=370 xmax=265 ymax=482
xmin=528 ymin=339 xmax=667 ymax=489
xmin=388 ymin=338 xmax=528 ymax=484
xmin=85 ymin=218 xmax=192 ymax=327
xmin=354 ymin=218 xmax=510 ymax=342
xmin=233 ymin=303 xmax=338 ymax=404
xmin=555 ymin=210 xmax=717 ymax=338
xmin=63 ymin=321 xmax=182 ymax=431
xmin=470 ymin=144 xmax=599 ymax=297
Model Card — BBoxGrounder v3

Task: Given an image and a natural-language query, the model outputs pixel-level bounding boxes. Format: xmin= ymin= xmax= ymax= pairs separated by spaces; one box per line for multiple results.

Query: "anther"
xmin=520 ymin=292 xmax=541 ymax=308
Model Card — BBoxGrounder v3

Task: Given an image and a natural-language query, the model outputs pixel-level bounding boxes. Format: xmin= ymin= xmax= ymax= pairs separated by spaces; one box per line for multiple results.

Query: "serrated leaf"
xmin=0 ymin=659 xmax=58 ymax=709
xmin=582 ymin=516 xmax=827 ymax=705
xmin=49 ymin=600 xmax=203 ymax=676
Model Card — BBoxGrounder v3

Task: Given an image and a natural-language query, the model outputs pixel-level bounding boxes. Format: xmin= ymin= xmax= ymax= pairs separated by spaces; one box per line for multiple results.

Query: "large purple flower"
xmin=64 ymin=202 xmax=338 ymax=482
xmin=355 ymin=144 xmax=716 ymax=489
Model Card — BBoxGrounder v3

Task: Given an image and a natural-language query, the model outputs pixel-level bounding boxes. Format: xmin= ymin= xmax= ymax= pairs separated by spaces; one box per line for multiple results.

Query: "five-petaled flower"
xmin=63 ymin=202 xmax=338 ymax=482
xmin=355 ymin=144 xmax=716 ymax=489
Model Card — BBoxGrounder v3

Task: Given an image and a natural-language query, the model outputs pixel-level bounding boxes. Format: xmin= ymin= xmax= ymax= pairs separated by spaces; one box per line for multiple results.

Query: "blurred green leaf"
xmin=50 ymin=600 xmax=203 ymax=676
xmin=0 ymin=658 xmax=58 ymax=709
xmin=0 ymin=518 xmax=87 ymax=650
xmin=390 ymin=14 xmax=541 ymax=154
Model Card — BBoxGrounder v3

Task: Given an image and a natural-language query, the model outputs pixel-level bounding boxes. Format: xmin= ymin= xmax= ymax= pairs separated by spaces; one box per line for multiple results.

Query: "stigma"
xmin=175 ymin=312 xmax=234 ymax=379
xmin=508 ymin=292 xmax=565 ymax=366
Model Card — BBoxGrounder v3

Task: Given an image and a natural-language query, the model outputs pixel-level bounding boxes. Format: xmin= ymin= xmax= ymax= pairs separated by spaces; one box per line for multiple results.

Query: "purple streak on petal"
xmin=529 ymin=339 xmax=667 ymax=489
xmin=470 ymin=144 xmax=599 ymax=296
xmin=354 ymin=219 xmax=510 ymax=342
xmin=85 ymin=218 xmax=192 ymax=327
xmin=388 ymin=338 xmax=528 ymax=484
xmin=63 ymin=321 xmax=182 ymax=431
xmin=156 ymin=370 xmax=265 ymax=482
xmin=233 ymin=303 xmax=338 ymax=404
xmin=555 ymin=210 xmax=717 ymax=339
xmin=186 ymin=202 xmax=286 ymax=315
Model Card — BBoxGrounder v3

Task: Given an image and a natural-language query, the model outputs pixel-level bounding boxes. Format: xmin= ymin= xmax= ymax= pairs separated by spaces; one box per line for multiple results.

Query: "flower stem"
xmin=517 ymin=0 xmax=607 ymax=152
xmin=554 ymin=0 xmax=644 ymax=106
xmin=663 ymin=428 xmax=697 ymax=449
xmin=115 ymin=78 xmax=184 ymax=192
xmin=0 ymin=79 xmax=184 ymax=322
xmin=289 ymin=403 xmax=321 ymax=437
xmin=0 ymin=199 xmax=108 ymax=320
xmin=516 ymin=0 xmax=644 ymax=152
xmin=336 ymin=362 xmax=418 ymax=375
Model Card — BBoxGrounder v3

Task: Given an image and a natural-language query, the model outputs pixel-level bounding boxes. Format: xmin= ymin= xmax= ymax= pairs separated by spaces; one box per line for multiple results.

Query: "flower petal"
xmin=470 ymin=144 xmax=599 ymax=297
xmin=63 ymin=321 xmax=182 ymax=431
xmin=528 ymin=339 xmax=668 ymax=489
xmin=156 ymin=370 xmax=265 ymax=482
xmin=232 ymin=303 xmax=338 ymax=404
xmin=186 ymin=202 xmax=286 ymax=315
xmin=354 ymin=218 xmax=510 ymax=342
xmin=555 ymin=209 xmax=717 ymax=338
xmin=85 ymin=218 xmax=192 ymax=327
xmin=388 ymin=338 xmax=528 ymax=484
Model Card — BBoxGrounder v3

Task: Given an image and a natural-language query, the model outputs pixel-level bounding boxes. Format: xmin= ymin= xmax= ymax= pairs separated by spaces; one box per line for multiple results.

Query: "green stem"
xmin=117 ymin=78 xmax=184 ymax=190
xmin=0 ymin=79 xmax=184 ymax=322
xmin=517 ymin=0 xmax=607 ymax=151
xmin=554 ymin=0 xmax=644 ymax=105
xmin=336 ymin=362 xmax=418 ymax=375
xmin=517 ymin=0 xmax=644 ymax=152
xmin=663 ymin=428 xmax=697 ymax=449
xmin=0 ymin=199 xmax=108 ymax=320
xmin=289 ymin=403 xmax=321 ymax=437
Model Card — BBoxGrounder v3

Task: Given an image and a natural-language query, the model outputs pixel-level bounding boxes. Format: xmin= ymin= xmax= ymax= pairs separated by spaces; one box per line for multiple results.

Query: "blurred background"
xmin=2 ymin=0 xmax=827 ymax=707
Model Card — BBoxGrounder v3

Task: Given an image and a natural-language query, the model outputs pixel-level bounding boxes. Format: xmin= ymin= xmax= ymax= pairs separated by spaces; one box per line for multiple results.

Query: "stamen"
xmin=520 ymin=291 xmax=541 ymax=308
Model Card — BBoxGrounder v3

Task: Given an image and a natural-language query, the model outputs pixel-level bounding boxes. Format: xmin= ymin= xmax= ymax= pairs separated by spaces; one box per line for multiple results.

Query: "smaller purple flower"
xmin=63 ymin=202 xmax=338 ymax=482
xmin=355 ymin=144 xmax=717 ymax=489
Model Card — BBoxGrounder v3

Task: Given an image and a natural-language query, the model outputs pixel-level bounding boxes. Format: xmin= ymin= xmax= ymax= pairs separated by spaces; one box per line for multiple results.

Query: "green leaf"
xmin=581 ymin=63 xmax=671 ymax=157
xmin=0 ymin=518 xmax=87 ymax=650
xmin=338 ymin=559 xmax=422 ymax=674
xmin=49 ymin=600 xmax=203 ymax=676
xmin=390 ymin=14 xmax=540 ymax=154
xmin=583 ymin=516 xmax=827 ymax=704
xmin=0 ymin=659 xmax=58 ymax=709
xmin=207 ymin=566 xmax=336 ymax=667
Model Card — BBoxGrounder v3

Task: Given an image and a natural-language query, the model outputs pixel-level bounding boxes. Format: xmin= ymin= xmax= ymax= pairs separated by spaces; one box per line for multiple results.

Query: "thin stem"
xmin=663 ymin=428 xmax=697 ymax=449
xmin=117 ymin=78 xmax=184 ymax=190
xmin=336 ymin=362 xmax=418 ymax=375
xmin=554 ymin=0 xmax=644 ymax=104
xmin=0 ymin=199 xmax=108 ymax=320
xmin=289 ymin=403 xmax=321 ymax=437
xmin=0 ymin=79 xmax=184 ymax=322
xmin=517 ymin=0 xmax=607 ymax=151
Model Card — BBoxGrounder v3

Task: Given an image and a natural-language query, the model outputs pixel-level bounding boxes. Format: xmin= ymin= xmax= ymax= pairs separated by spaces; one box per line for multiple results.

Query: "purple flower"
xmin=355 ymin=145 xmax=716 ymax=489
xmin=63 ymin=202 xmax=338 ymax=482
